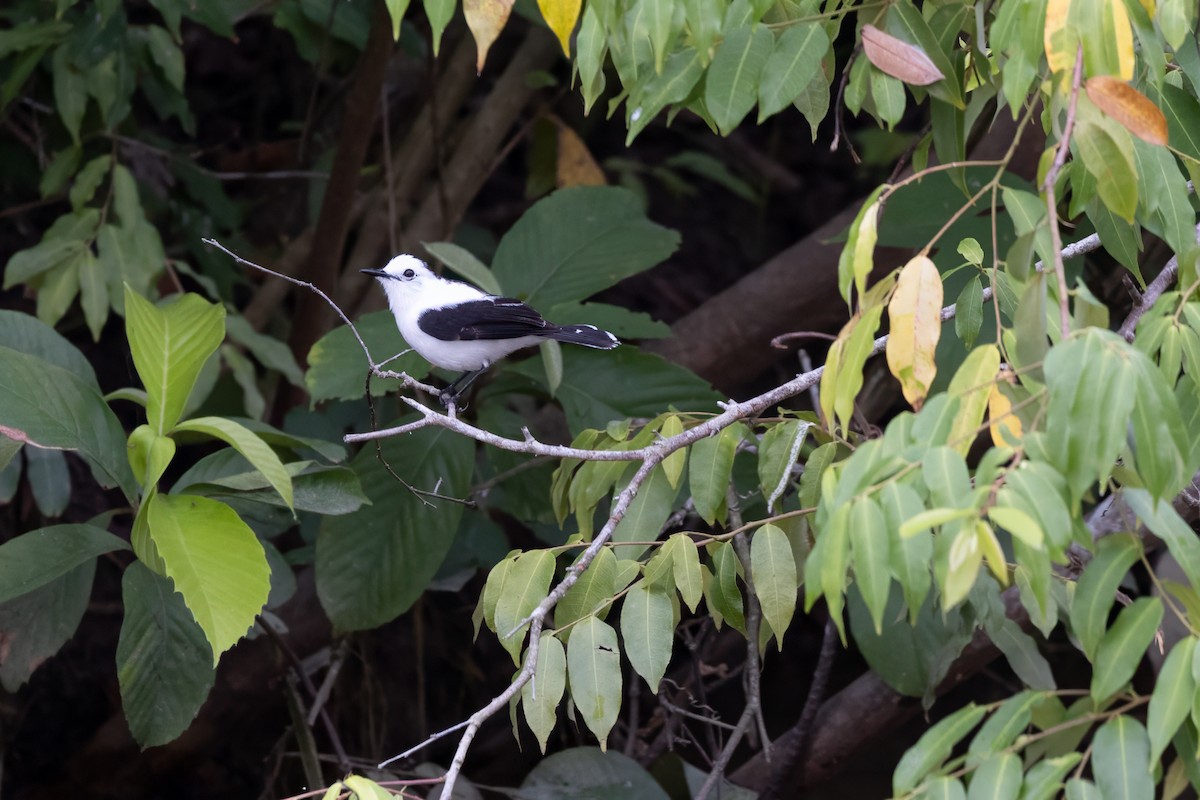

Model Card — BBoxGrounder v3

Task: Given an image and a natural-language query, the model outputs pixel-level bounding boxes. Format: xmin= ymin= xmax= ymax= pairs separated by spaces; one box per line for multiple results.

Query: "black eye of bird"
xmin=403 ymin=268 xmax=416 ymax=279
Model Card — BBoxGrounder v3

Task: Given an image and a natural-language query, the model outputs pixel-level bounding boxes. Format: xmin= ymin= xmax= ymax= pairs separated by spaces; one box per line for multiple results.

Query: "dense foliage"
xmin=2 ymin=0 xmax=1200 ymax=797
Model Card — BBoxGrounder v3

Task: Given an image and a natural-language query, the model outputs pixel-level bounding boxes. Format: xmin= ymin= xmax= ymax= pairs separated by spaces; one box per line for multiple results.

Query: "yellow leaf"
xmin=1111 ymin=0 xmax=1135 ymax=80
xmin=853 ymin=200 xmax=880 ymax=303
xmin=885 ymin=255 xmax=943 ymax=410
xmin=538 ymin=0 xmax=581 ymax=56
xmin=1044 ymin=0 xmax=1073 ymax=74
xmin=464 ymin=0 xmax=515 ymax=73
xmin=1085 ymin=77 xmax=1169 ymax=146
xmin=987 ymin=384 xmax=1023 ymax=447
xmin=860 ymin=24 xmax=944 ymax=86
xmin=975 ymin=521 xmax=1009 ymax=585
xmin=947 ymin=344 xmax=1000 ymax=455
xmin=556 ymin=124 xmax=607 ymax=187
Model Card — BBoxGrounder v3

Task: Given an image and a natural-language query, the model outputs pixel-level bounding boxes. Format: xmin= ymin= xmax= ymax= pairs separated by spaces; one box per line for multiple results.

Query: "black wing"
xmin=417 ymin=298 xmax=552 ymax=341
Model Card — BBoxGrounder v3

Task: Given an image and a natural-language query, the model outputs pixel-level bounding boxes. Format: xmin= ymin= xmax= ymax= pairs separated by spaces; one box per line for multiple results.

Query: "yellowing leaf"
xmin=976 ymin=521 xmax=1009 ymax=585
xmin=1043 ymin=0 xmax=1073 ymax=74
xmin=464 ymin=0 xmax=515 ymax=73
xmin=1110 ymin=0 xmax=1135 ymax=80
xmin=860 ymin=24 xmax=944 ymax=86
xmin=988 ymin=385 xmax=1023 ymax=447
xmin=1085 ymin=76 xmax=1168 ymax=146
xmin=538 ymin=0 xmax=581 ymax=55
xmin=947 ymin=344 xmax=1000 ymax=455
xmin=886 ymin=255 xmax=943 ymax=409
xmin=853 ymin=200 xmax=880 ymax=303
xmin=556 ymin=124 xmax=607 ymax=187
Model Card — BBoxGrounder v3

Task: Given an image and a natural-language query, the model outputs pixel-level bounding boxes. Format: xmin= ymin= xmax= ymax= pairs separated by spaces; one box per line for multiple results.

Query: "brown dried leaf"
xmin=464 ymin=0 xmax=515 ymax=73
xmin=860 ymin=25 xmax=944 ymax=86
xmin=1085 ymin=76 xmax=1169 ymax=146
xmin=556 ymin=124 xmax=606 ymax=187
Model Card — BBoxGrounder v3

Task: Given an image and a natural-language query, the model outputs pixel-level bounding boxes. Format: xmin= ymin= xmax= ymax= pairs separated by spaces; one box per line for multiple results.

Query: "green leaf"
xmin=1069 ymin=533 xmax=1142 ymax=661
xmin=1125 ymin=490 xmax=1200 ymax=592
xmin=1064 ymin=779 xmax=1102 ymax=800
xmin=0 ymin=309 xmax=97 ymax=386
xmin=25 ymin=447 xmax=70 ymax=517
xmin=98 ymin=223 xmax=163 ymax=312
xmin=955 ymin=276 xmax=984 ymax=349
xmin=316 ymin=427 xmax=473 ymax=631
xmin=688 ymin=425 xmax=739 ymax=524
xmin=849 ymin=499 xmax=889 ymax=634
xmin=492 ymin=187 xmax=680 ymax=309
xmin=669 ymin=533 xmax=703 ymax=613
xmin=542 ymin=301 xmax=671 ymax=339
xmin=893 ymin=703 xmax=986 ymax=795
xmin=576 ymin=7 xmax=607 ymax=114
xmin=966 ymin=753 xmax=1021 ymax=800
xmin=385 ymin=0 xmax=412 ymax=38
xmin=0 ymin=524 xmax=129 ymax=604
xmin=620 ymin=579 xmax=674 ymax=689
xmin=180 ymin=462 xmax=367 ymax=516
xmin=423 ymin=0 xmax=455 ymax=54
xmin=984 ymin=617 xmax=1056 ymax=690
xmin=520 ymin=747 xmax=668 ymax=797
xmin=967 ymin=690 xmax=1042 ymax=764
xmin=422 ymin=241 xmax=503 ymax=295
xmin=752 ymin=523 xmax=798 ymax=642
xmin=659 ymin=415 xmax=685 ymax=489
xmin=76 ymin=250 xmax=108 ymax=341
xmin=495 ymin=550 xmax=556 ymax=666
xmin=145 ymin=25 xmax=184 ymax=91
xmin=880 ymin=481 xmax=932 ymax=620
xmin=836 ymin=189 xmax=885 ymax=307
xmin=305 ymin=311 xmax=430 ymax=405
xmin=0 ymin=346 xmax=135 ymax=502
xmin=116 ymin=561 xmax=215 ymax=747
xmin=1090 ymin=596 xmax=1163 ymax=703
xmin=758 ymin=419 xmax=809 ymax=511
xmin=1092 ymin=716 xmax=1154 ymax=800
xmin=1159 ymin=83 xmax=1200 ymax=164
xmin=171 ymin=417 xmax=292 ymax=509
xmin=705 ymin=24 xmax=773 ymax=135
xmin=51 ymin=45 xmax=87 ymax=143
xmin=1147 ymin=636 xmax=1196 ymax=764
xmin=1075 ymin=118 xmax=1139 ymax=222
xmin=626 ymin=48 xmax=705 ymax=145
xmin=124 ymin=289 xmax=226 ymax=435
xmin=1023 ymin=754 xmax=1082 ymax=800
xmin=148 ymin=493 xmax=271 ymax=661
xmin=556 ymin=547 xmax=618 ymax=639
xmin=611 ymin=464 xmax=675 ymax=560
xmin=757 ymin=22 xmax=829 ymax=121
xmin=1044 ymin=329 xmax=1139 ymax=504
xmin=707 ymin=540 xmax=746 ymax=633
xmin=0 ymin=559 xmax=94 ymax=692
xmin=567 ymin=616 xmax=622 ymax=749
xmin=2 ymin=232 xmax=89 ymax=290
xmin=1086 ymin=198 xmax=1143 ymax=282
xmin=224 ymin=314 xmax=305 ymax=388
xmin=521 ymin=632 xmax=566 ymax=752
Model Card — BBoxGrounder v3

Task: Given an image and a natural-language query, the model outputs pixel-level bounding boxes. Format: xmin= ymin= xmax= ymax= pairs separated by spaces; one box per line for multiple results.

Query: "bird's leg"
xmin=439 ymin=369 xmax=485 ymax=408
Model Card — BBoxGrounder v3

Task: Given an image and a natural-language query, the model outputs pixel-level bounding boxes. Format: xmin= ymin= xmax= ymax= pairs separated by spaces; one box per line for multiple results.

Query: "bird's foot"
xmin=439 ymin=389 xmax=467 ymax=412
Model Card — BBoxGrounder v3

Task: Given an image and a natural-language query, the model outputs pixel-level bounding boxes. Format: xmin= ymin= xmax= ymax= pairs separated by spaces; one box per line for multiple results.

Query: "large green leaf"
xmin=610 ymin=464 xmax=677 ymax=560
xmin=1125 ymin=489 xmax=1200 ymax=592
xmin=172 ymin=416 xmax=293 ymax=510
xmin=0 ymin=345 xmax=135 ymax=502
xmin=556 ymin=547 xmax=618 ymax=639
xmin=1075 ymin=119 xmax=1139 ymax=223
xmin=688 ymin=425 xmax=739 ymax=525
xmin=0 ymin=559 xmax=93 ymax=691
xmin=179 ymin=461 xmax=368 ymax=516
xmin=148 ymin=493 xmax=271 ymax=661
xmin=1044 ymin=330 xmax=1139 ymax=504
xmin=0 ymin=309 xmax=97 ymax=386
xmin=1147 ymin=636 xmax=1195 ymax=764
xmin=1091 ymin=716 xmax=1153 ymax=800
xmin=124 ymin=288 xmax=225 ymax=435
xmin=510 ymin=346 xmax=718 ymax=433
xmin=316 ymin=426 xmax=473 ymax=631
xmin=566 ymin=616 xmax=622 ymax=749
xmin=422 ymin=241 xmax=503 ymax=295
xmin=519 ymin=747 xmax=668 ymax=798
xmin=1158 ymin=83 xmax=1200 ymax=163
xmin=893 ymin=703 xmax=986 ymax=795
xmin=1090 ymin=596 xmax=1163 ymax=703
xmin=0 ymin=523 xmax=128 ymax=604
xmin=626 ymin=48 xmax=705 ymax=144
xmin=306 ymin=311 xmax=430 ymax=405
xmin=849 ymin=499 xmax=889 ymax=634
xmin=116 ymin=561 xmax=215 ymax=747
xmin=620 ymin=579 xmax=674 ymax=689
xmin=966 ymin=753 xmax=1021 ymax=800
xmin=491 ymin=187 xmax=680 ymax=309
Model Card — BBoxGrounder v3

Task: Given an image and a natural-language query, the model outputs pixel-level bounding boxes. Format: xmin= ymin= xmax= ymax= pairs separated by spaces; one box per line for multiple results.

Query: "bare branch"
xmin=1117 ymin=223 xmax=1200 ymax=341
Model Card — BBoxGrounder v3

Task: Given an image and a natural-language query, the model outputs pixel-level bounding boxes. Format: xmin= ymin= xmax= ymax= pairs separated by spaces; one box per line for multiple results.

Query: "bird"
xmin=362 ymin=254 xmax=619 ymax=406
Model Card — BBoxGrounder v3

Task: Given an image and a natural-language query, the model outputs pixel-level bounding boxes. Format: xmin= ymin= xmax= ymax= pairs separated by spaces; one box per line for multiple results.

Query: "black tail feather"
xmin=544 ymin=324 xmax=619 ymax=349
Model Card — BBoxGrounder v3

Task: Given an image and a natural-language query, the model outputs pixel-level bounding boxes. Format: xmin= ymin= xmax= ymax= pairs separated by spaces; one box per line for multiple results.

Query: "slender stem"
xmin=1041 ymin=44 xmax=1085 ymax=341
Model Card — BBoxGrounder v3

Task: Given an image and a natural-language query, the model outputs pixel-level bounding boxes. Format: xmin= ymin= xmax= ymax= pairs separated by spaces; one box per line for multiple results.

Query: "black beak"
xmin=360 ymin=268 xmax=389 ymax=278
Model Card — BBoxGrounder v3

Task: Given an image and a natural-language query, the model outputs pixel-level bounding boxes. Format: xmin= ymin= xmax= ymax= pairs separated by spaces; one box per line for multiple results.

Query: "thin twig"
xmin=1041 ymin=44 xmax=1085 ymax=341
xmin=1117 ymin=223 xmax=1200 ymax=340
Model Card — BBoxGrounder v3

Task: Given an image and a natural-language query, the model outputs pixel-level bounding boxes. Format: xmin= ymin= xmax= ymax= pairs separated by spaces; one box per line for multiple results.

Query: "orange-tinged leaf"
xmin=556 ymin=124 xmax=606 ymax=187
xmin=1085 ymin=76 xmax=1168 ymax=146
xmin=538 ymin=0 xmax=581 ymax=56
xmin=860 ymin=25 xmax=944 ymax=86
xmin=1044 ymin=0 xmax=1072 ymax=74
xmin=988 ymin=385 xmax=1022 ymax=447
xmin=464 ymin=0 xmax=515 ymax=72
xmin=886 ymin=255 xmax=943 ymax=410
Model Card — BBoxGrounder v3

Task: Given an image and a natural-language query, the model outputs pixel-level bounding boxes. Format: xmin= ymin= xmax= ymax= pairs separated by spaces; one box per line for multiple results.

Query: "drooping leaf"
xmin=620 ymin=579 xmax=674 ymax=689
xmin=757 ymin=419 xmax=809 ymax=511
xmin=946 ymin=344 xmax=1000 ymax=455
xmin=887 ymin=255 xmax=944 ymax=409
xmin=757 ymin=22 xmax=829 ymax=120
xmin=848 ymin=499 xmax=889 ymax=635
xmin=1092 ymin=716 xmax=1154 ymax=800
xmin=116 ymin=561 xmax=215 ymax=747
xmin=0 ymin=523 xmax=128 ymax=604
xmin=494 ymin=549 xmax=556 ymax=666
xmin=0 ymin=559 xmax=94 ymax=692
xmin=704 ymin=24 xmax=773 ymax=135
xmin=464 ymin=0 xmax=514 ymax=71
xmin=305 ymin=311 xmax=431 ymax=405
xmin=893 ymin=704 xmax=987 ymax=795
xmin=688 ymin=426 xmax=739 ymax=525
xmin=1069 ymin=532 xmax=1142 ymax=661
xmin=752 ymin=523 xmax=798 ymax=643
xmin=521 ymin=632 xmax=567 ymax=752
xmin=1075 ymin=117 xmax=1139 ymax=223
xmin=861 ymin=24 xmax=944 ymax=85
xmin=566 ymin=616 xmax=622 ymax=749
xmin=1090 ymin=596 xmax=1163 ymax=703
xmin=1147 ymin=636 xmax=1196 ymax=764
xmin=172 ymin=417 xmax=293 ymax=510
xmin=966 ymin=753 xmax=1021 ymax=800
xmin=1086 ymin=77 xmax=1168 ymax=145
